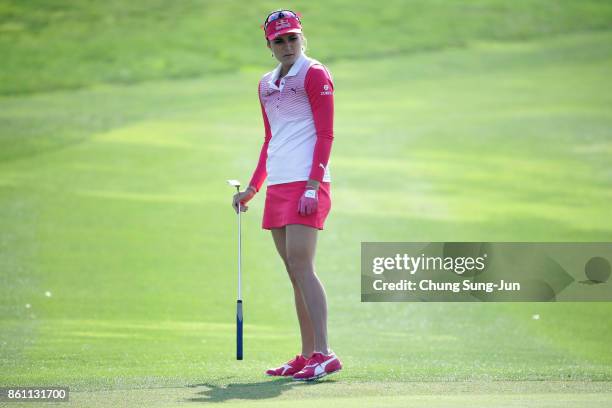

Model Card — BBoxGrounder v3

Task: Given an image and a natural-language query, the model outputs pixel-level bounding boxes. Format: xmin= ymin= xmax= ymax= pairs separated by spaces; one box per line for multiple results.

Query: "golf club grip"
xmin=236 ymin=300 xmax=243 ymax=360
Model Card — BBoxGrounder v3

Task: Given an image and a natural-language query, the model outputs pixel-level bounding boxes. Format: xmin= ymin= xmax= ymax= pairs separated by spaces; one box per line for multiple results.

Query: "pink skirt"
xmin=263 ymin=181 xmax=331 ymax=230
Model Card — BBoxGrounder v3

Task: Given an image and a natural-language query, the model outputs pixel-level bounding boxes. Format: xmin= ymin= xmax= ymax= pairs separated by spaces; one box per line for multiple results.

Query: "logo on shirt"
xmin=320 ymin=84 xmax=333 ymax=96
xmin=276 ymin=19 xmax=291 ymax=30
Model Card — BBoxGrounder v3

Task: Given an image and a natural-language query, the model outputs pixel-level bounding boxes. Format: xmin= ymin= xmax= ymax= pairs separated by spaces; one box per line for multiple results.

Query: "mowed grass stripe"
xmin=67 ymin=381 xmax=612 ymax=408
xmin=2 ymin=0 xmax=612 ymax=95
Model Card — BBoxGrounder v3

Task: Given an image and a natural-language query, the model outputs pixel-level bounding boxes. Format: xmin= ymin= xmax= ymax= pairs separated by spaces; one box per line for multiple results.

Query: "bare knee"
xmin=286 ymin=254 xmax=314 ymax=285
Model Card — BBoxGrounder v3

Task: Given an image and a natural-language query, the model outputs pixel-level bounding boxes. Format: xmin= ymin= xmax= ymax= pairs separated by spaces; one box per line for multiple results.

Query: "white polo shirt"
xmin=259 ymin=54 xmax=333 ymax=185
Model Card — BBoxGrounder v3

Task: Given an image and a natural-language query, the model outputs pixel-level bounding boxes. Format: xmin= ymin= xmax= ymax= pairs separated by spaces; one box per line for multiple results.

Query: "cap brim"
xmin=267 ymin=28 xmax=302 ymax=41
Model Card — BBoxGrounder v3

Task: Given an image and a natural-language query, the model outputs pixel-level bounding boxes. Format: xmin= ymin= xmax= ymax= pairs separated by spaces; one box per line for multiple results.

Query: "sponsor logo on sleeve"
xmin=320 ymin=84 xmax=333 ymax=96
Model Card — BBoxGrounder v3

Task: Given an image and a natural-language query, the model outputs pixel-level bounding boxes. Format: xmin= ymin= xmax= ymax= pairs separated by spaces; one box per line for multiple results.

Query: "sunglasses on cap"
xmin=263 ymin=10 xmax=301 ymax=30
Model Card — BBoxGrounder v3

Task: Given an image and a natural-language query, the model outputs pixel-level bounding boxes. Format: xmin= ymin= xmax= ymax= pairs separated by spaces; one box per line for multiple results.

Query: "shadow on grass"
xmin=185 ymin=378 xmax=337 ymax=403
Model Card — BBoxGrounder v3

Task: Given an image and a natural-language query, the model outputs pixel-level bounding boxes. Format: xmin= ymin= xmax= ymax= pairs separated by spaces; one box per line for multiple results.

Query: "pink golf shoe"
xmin=265 ymin=354 xmax=308 ymax=377
xmin=292 ymin=351 xmax=342 ymax=381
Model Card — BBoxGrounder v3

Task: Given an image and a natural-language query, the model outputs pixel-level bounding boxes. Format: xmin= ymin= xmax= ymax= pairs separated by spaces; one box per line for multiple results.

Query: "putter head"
xmin=226 ymin=179 xmax=241 ymax=188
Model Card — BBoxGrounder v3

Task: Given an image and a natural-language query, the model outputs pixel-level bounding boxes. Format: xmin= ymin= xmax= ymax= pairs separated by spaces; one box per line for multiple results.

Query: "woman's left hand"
xmin=298 ymin=187 xmax=318 ymax=216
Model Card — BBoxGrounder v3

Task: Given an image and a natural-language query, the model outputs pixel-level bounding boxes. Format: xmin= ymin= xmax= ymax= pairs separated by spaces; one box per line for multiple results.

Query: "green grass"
xmin=1 ymin=0 xmax=612 ymax=95
xmin=6 ymin=381 xmax=612 ymax=407
xmin=1 ymin=2 xmax=612 ymax=407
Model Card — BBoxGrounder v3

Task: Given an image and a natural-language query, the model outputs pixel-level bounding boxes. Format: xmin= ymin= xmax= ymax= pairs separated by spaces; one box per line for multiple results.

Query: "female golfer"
xmin=232 ymin=10 xmax=342 ymax=381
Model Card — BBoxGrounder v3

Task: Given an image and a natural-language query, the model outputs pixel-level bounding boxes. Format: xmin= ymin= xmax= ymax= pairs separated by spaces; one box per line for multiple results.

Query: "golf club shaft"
xmin=237 ymin=187 xmax=243 ymax=360
xmin=238 ymin=192 xmax=241 ymax=301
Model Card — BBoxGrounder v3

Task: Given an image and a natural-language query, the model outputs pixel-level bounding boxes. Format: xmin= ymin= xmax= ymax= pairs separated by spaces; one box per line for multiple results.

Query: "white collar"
xmin=268 ymin=54 xmax=308 ymax=89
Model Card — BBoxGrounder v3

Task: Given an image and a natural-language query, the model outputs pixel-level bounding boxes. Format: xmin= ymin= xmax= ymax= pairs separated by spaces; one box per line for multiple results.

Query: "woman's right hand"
xmin=232 ymin=186 xmax=256 ymax=213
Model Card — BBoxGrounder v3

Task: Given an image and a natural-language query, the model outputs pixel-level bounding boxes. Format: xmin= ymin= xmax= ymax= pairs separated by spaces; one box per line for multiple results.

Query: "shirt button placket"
xmin=278 ymin=80 xmax=284 ymax=109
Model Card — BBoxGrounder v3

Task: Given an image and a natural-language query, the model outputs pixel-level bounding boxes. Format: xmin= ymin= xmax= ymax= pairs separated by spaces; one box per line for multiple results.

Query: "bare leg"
xmin=285 ymin=224 xmax=329 ymax=355
xmin=271 ymin=227 xmax=315 ymax=358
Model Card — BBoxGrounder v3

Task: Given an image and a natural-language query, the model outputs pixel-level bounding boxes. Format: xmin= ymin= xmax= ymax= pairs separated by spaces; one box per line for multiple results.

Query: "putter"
xmin=227 ymin=179 xmax=243 ymax=360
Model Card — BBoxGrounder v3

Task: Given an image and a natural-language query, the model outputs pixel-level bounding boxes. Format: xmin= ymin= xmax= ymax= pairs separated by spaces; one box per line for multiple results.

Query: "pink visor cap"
xmin=264 ymin=15 xmax=302 ymax=41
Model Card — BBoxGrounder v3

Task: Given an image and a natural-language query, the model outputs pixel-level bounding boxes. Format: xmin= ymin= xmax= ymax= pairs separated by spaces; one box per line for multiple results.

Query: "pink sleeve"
xmin=248 ymin=83 xmax=272 ymax=192
xmin=305 ymin=65 xmax=334 ymax=183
